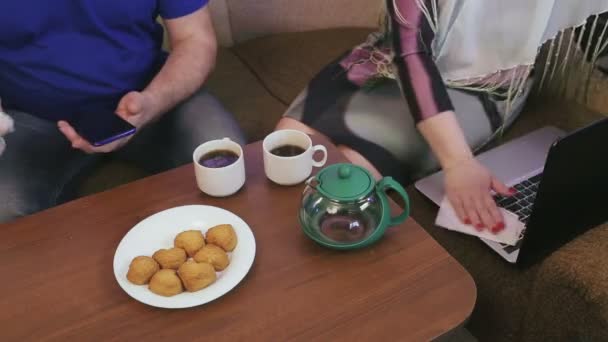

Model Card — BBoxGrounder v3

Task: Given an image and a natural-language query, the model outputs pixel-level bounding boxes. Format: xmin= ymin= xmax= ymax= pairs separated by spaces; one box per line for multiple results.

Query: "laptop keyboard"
xmin=493 ymin=173 xmax=543 ymax=254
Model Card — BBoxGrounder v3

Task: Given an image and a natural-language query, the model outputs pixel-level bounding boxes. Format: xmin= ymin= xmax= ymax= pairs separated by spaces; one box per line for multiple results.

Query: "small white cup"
xmin=263 ymin=129 xmax=328 ymax=185
xmin=193 ymin=138 xmax=245 ymax=197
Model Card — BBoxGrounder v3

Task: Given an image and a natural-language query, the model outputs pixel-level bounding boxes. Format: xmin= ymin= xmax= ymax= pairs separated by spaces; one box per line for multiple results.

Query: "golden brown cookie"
xmin=193 ymin=244 xmax=230 ymax=271
xmin=205 ymin=224 xmax=238 ymax=252
xmin=126 ymin=256 xmax=160 ymax=285
xmin=177 ymin=261 xmax=217 ymax=292
xmin=152 ymin=247 xmax=187 ymax=270
xmin=148 ymin=269 xmax=184 ymax=297
xmin=174 ymin=230 xmax=205 ymax=257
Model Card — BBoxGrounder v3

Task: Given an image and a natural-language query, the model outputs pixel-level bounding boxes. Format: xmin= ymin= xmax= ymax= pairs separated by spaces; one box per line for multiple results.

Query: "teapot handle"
xmin=377 ymin=177 xmax=410 ymax=226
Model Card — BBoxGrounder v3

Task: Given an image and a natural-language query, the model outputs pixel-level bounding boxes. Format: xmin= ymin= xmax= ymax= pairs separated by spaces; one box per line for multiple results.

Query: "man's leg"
xmin=117 ymin=88 xmax=246 ymax=173
xmin=0 ymin=110 xmax=98 ymax=224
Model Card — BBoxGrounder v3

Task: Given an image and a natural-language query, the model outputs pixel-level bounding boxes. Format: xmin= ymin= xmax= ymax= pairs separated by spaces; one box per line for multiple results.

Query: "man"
xmin=0 ymin=1 xmax=245 ymax=223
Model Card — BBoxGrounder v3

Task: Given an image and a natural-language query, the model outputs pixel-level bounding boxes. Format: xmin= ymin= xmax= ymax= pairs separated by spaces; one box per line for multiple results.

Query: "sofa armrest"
xmin=521 ymin=223 xmax=608 ymax=340
xmin=499 ymin=96 xmax=606 ymax=145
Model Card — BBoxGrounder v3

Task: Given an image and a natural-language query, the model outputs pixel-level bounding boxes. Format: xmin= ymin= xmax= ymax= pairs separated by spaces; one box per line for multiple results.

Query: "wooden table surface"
xmin=0 ymin=136 xmax=476 ymax=341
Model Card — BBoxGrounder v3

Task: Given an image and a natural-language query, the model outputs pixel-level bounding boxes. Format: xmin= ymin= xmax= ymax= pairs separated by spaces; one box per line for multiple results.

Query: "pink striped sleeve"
xmin=389 ymin=0 xmax=454 ymax=123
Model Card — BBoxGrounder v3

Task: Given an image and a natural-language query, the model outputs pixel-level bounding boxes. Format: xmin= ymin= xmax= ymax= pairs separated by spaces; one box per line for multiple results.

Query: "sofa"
xmin=81 ymin=1 xmax=608 ymax=340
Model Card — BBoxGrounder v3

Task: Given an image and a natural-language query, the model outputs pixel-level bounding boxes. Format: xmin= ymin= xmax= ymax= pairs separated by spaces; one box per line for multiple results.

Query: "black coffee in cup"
xmin=270 ymin=144 xmax=305 ymax=157
xmin=199 ymin=150 xmax=239 ymax=168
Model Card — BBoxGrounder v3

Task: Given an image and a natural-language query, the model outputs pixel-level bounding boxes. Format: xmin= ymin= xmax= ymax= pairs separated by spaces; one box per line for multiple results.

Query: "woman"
xmin=277 ymin=0 xmax=608 ymax=233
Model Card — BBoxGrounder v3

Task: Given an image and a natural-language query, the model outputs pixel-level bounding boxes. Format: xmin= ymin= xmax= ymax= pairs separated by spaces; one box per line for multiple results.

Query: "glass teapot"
xmin=299 ymin=163 xmax=410 ymax=250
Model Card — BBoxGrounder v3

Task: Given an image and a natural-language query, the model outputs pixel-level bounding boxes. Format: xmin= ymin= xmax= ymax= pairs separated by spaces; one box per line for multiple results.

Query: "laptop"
xmin=415 ymin=117 xmax=608 ymax=266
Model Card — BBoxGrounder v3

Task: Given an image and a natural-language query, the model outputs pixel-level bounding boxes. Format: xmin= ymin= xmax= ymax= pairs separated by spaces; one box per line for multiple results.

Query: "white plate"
xmin=113 ymin=205 xmax=256 ymax=309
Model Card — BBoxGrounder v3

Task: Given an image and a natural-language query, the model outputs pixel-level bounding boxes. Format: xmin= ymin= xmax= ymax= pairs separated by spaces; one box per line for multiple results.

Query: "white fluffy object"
xmin=0 ymin=110 xmax=14 ymax=156
xmin=0 ymin=110 xmax=14 ymax=135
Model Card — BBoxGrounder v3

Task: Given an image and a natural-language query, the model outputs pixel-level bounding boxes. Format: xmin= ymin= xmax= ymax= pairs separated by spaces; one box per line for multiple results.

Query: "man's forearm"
xmin=142 ymin=37 xmax=217 ymax=120
xmin=417 ymin=111 xmax=474 ymax=170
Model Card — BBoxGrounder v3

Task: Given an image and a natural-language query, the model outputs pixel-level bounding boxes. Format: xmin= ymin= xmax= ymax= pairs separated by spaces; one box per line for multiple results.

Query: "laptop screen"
xmin=519 ymin=117 xmax=608 ymax=266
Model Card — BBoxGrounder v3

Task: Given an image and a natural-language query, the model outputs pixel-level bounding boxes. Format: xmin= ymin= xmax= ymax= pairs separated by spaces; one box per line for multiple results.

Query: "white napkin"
xmin=435 ymin=197 xmax=525 ymax=246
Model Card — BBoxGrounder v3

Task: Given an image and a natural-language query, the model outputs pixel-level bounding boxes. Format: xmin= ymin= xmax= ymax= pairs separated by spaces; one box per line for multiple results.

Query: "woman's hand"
xmin=416 ymin=111 xmax=516 ymax=234
xmin=444 ymin=157 xmax=515 ymax=232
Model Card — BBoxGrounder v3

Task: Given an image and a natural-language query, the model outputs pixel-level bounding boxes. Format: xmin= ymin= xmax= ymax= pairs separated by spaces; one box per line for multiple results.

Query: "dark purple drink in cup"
xmin=198 ymin=150 xmax=239 ymax=168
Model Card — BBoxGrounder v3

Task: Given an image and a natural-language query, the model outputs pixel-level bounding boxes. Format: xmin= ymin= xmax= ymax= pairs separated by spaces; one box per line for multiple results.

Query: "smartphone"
xmin=68 ymin=113 xmax=136 ymax=147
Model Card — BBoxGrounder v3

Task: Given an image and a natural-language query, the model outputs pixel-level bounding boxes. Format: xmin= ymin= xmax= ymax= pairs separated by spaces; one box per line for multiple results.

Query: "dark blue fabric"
xmin=0 ymin=0 xmax=208 ymax=121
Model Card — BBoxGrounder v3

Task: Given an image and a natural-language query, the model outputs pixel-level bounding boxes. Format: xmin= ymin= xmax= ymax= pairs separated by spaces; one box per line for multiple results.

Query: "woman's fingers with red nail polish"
xmin=463 ymin=193 xmax=483 ymax=229
xmin=492 ymin=221 xmax=505 ymax=233
xmin=449 ymin=195 xmax=469 ymax=224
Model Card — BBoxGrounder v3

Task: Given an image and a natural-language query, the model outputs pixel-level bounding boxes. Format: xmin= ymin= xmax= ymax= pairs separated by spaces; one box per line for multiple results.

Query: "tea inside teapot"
xmin=318 ymin=210 xmax=377 ymax=243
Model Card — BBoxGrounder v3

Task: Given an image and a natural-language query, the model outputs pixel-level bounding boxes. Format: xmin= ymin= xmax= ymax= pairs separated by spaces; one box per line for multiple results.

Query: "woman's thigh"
xmin=284 ymin=78 xmax=529 ymax=183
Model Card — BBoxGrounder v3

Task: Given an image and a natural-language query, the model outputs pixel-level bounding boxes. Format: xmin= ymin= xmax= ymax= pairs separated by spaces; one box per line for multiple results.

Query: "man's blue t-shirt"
xmin=0 ymin=0 xmax=208 ymax=121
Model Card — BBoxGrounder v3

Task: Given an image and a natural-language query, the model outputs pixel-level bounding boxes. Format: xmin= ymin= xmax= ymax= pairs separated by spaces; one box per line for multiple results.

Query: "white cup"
xmin=263 ymin=129 xmax=328 ymax=185
xmin=193 ymin=138 xmax=245 ymax=197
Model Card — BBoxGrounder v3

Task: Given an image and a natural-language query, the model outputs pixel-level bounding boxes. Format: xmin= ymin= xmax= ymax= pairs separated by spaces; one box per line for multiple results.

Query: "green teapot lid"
xmin=316 ymin=163 xmax=375 ymax=201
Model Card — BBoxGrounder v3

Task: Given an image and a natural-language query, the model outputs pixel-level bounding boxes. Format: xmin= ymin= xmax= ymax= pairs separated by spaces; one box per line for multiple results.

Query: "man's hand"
xmin=57 ymin=120 xmax=131 ymax=154
xmin=58 ymin=5 xmax=216 ymax=154
xmin=58 ymin=91 xmax=156 ymax=154
xmin=114 ymin=91 xmax=156 ymax=127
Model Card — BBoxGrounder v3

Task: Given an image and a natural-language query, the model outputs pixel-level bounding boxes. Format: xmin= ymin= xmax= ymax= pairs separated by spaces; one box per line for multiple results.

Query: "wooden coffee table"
xmin=0 ymin=136 xmax=476 ymax=341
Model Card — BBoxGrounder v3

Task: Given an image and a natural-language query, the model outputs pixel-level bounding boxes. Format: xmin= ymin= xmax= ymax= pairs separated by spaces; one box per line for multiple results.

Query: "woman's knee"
xmin=275 ymin=117 xmax=321 ymax=136
xmin=336 ymin=145 xmax=383 ymax=180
